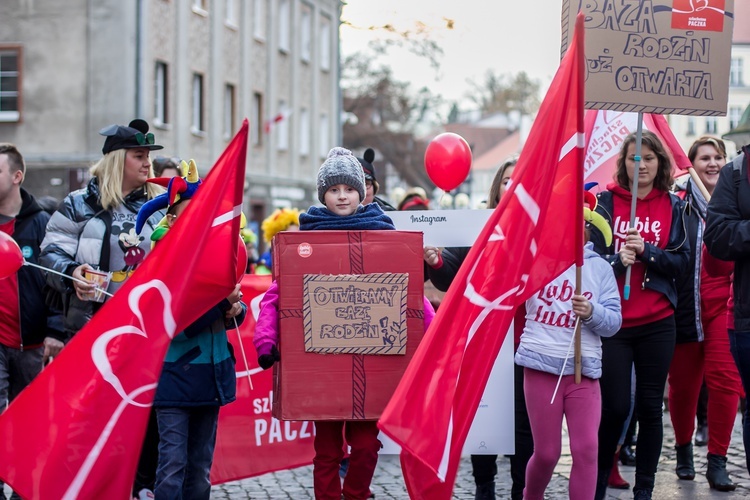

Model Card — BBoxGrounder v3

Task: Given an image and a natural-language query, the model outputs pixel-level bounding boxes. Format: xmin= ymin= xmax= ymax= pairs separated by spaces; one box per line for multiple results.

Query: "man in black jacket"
xmin=704 ymin=145 xmax=750 ymax=476
xmin=0 ymin=143 xmax=64 ymax=409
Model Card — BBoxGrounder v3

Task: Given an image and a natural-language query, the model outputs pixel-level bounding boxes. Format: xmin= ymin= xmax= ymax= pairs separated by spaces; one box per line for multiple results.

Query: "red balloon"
xmin=236 ymin=235 xmax=248 ymax=281
xmin=0 ymin=231 xmax=24 ymax=279
xmin=424 ymin=132 xmax=473 ymax=191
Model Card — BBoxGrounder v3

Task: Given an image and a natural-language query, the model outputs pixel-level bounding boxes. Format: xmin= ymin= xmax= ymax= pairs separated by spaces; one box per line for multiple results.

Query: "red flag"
xmin=263 ymin=109 xmax=292 ymax=134
xmin=377 ymin=14 xmax=586 ymax=499
xmin=648 ymin=113 xmax=693 ymax=173
xmin=583 ymin=111 xmax=692 ymax=190
xmin=0 ymin=121 xmax=249 ymax=499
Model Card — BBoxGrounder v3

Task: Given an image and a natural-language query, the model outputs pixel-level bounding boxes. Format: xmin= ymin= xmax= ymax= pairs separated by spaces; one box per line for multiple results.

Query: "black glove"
xmin=258 ymin=344 xmax=281 ymax=369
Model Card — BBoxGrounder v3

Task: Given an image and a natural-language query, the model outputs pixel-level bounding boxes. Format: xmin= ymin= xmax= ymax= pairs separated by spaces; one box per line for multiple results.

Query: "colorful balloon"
xmin=0 ymin=231 xmax=23 ymax=279
xmin=424 ymin=133 xmax=473 ymax=191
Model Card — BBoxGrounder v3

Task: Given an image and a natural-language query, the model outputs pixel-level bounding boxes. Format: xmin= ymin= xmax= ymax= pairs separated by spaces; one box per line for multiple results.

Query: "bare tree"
xmin=340 ymin=15 xmax=456 ymax=192
xmin=342 ymin=53 xmax=442 ymax=191
xmin=340 ymin=17 xmax=453 ymax=72
xmin=466 ymin=70 xmax=541 ymax=116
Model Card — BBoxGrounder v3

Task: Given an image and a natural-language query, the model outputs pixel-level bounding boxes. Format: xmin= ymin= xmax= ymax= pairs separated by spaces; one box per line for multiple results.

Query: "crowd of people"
xmin=2 ymin=117 xmax=750 ymax=500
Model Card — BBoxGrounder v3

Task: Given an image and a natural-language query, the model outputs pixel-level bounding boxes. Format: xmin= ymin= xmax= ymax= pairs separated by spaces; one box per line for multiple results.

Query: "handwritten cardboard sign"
xmin=561 ymin=0 xmax=734 ymax=116
xmin=303 ymin=273 xmax=408 ymax=355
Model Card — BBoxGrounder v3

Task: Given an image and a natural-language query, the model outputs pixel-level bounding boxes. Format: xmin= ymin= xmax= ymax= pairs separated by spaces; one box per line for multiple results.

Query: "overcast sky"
xmin=340 ymin=0 xmax=564 ymax=107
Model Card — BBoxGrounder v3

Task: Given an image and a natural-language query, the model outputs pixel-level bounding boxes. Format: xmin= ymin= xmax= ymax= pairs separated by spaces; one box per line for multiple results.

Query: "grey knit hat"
xmin=317 ymin=147 xmax=366 ymax=204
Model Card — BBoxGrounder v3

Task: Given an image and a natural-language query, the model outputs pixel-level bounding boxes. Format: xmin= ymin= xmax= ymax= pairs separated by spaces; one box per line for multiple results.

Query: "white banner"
xmin=389 ymin=209 xmax=493 ymax=247
xmin=380 ymin=324 xmax=515 ymax=455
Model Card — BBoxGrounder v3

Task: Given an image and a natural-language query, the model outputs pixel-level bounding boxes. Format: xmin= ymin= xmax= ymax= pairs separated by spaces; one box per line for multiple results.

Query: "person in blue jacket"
xmin=136 ymin=164 xmax=247 ymax=500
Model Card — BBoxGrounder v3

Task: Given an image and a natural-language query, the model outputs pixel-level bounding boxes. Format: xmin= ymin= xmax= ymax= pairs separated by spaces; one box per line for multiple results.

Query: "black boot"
xmin=594 ymin=468 xmax=609 ymax=500
xmin=474 ymin=481 xmax=495 ymax=500
xmin=633 ymin=488 xmax=652 ymax=500
xmin=694 ymin=423 xmax=708 ymax=447
xmin=675 ymin=443 xmax=695 ymax=480
xmin=706 ymin=453 xmax=737 ymax=491
xmin=619 ymin=445 xmax=636 ymax=466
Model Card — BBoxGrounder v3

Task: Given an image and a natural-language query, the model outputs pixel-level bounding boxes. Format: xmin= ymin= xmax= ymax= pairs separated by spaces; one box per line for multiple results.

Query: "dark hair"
xmin=0 ymin=143 xmax=25 ymax=174
xmin=615 ymin=131 xmax=672 ymax=192
xmin=167 ymin=198 xmax=189 ymax=216
xmin=487 ymin=155 xmax=519 ymax=209
xmin=688 ymin=136 xmax=727 ymax=163
xmin=152 ymin=156 xmax=181 ymax=177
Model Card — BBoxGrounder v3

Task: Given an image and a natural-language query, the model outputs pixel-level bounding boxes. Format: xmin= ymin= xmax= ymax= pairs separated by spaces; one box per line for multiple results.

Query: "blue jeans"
xmin=154 ymin=406 xmax=220 ymax=500
xmin=728 ymin=329 xmax=750 ymax=474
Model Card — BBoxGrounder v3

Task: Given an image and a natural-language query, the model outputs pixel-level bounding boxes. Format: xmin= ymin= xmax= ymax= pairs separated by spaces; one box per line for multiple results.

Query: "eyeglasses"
xmin=135 ymin=132 xmax=155 ymax=146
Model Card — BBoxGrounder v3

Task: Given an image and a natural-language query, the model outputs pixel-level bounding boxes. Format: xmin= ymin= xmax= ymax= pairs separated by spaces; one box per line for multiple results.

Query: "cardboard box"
xmin=272 ymin=231 xmax=425 ymax=421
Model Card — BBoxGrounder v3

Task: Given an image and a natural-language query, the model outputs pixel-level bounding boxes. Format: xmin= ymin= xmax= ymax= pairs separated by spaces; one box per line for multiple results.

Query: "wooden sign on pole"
xmin=561 ymin=0 xmax=735 ymax=116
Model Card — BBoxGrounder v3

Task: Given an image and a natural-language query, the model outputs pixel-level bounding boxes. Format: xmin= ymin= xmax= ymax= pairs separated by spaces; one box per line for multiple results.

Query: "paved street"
xmin=210 ymin=414 xmax=749 ymax=499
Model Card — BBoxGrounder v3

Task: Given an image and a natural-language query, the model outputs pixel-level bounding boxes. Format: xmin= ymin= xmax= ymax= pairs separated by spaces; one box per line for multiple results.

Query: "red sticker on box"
xmin=671 ymin=0 xmax=725 ymax=32
xmin=297 ymin=243 xmax=312 ymax=258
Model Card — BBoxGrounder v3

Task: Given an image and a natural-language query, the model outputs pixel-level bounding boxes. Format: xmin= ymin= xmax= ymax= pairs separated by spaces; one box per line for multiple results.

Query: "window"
xmin=729 ymin=106 xmax=743 ymax=130
xmin=252 ymin=92 xmax=263 ymax=146
xmin=686 ymin=117 xmax=695 ymax=136
xmin=191 ymin=73 xmax=204 ymax=133
xmin=277 ymin=100 xmax=289 ymax=151
xmin=299 ymin=107 xmax=310 ymax=156
xmin=254 ymin=0 xmax=266 ymax=41
xmin=300 ymin=5 xmax=312 ymax=62
xmin=192 ymin=0 xmax=208 ymax=14
xmin=224 ymin=84 xmax=236 ymax=139
xmin=225 ymin=0 xmax=238 ymax=26
xmin=705 ymin=117 xmax=717 ymax=134
xmin=278 ymin=0 xmax=290 ymax=53
xmin=154 ymin=61 xmax=168 ymax=126
xmin=320 ymin=16 xmax=331 ymax=71
xmin=0 ymin=48 xmax=20 ymax=122
xmin=319 ymin=112 xmax=329 ymax=158
xmin=730 ymin=58 xmax=744 ymax=87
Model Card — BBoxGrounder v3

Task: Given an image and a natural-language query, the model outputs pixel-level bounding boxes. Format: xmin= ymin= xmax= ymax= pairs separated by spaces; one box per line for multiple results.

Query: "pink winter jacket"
xmin=253 ymin=281 xmax=436 ymax=357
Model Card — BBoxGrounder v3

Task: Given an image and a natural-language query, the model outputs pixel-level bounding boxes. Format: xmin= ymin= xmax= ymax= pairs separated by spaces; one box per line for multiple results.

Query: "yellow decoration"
xmin=261 ymin=208 xmax=300 ymax=243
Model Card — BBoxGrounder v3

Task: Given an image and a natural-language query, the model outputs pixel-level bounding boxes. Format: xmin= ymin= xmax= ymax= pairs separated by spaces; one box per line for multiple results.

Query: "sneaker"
xmin=137 ymin=489 xmax=154 ymax=500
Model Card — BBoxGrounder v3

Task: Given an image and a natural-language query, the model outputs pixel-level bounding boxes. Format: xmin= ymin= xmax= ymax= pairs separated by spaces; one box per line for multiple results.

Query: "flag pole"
xmin=623 ymin=112 xmax=644 ymax=300
xmin=574 ymin=10 xmax=585 ymax=383
xmin=687 ymin=167 xmax=711 ymax=201
xmin=574 ymin=266 xmax=583 ymax=383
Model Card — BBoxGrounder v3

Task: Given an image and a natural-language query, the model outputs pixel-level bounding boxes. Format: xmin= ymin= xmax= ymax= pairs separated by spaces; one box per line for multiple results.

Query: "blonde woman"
xmin=40 ymin=119 xmax=164 ymax=341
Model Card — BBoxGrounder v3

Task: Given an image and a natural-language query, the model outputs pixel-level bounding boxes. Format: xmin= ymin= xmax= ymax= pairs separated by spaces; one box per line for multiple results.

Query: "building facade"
xmin=667 ymin=3 xmax=750 ymax=156
xmin=0 ymin=0 xmax=342 ymax=231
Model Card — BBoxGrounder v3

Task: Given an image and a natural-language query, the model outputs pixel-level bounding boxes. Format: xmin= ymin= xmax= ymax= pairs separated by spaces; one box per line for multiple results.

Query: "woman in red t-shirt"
xmin=589 ymin=131 xmax=690 ymax=500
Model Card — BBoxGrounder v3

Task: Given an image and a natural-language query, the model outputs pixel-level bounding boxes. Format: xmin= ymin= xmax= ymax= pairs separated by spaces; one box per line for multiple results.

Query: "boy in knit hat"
xmin=253 ymin=147 xmax=435 ymax=499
